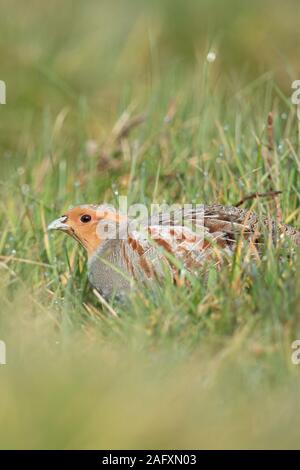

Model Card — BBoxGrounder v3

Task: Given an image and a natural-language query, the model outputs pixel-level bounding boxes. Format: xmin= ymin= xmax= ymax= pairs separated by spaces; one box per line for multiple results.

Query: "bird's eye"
xmin=80 ymin=214 xmax=92 ymax=223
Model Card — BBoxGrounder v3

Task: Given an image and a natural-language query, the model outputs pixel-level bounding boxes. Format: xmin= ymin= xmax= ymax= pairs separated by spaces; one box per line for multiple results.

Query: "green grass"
xmin=0 ymin=0 xmax=300 ymax=449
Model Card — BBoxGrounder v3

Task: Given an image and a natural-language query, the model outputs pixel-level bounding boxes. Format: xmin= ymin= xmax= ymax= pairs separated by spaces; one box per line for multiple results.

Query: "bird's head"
xmin=48 ymin=204 xmax=126 ymax=257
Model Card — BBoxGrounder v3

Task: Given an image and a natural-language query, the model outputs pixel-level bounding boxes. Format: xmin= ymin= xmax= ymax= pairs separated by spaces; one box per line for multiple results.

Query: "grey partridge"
xmin=48 ymin=203 xmax=300 ymax=300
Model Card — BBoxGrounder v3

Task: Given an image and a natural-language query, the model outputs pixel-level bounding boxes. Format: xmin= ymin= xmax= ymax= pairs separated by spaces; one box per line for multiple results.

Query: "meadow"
xmin=0 ymin=0 xmax=300 ymax=449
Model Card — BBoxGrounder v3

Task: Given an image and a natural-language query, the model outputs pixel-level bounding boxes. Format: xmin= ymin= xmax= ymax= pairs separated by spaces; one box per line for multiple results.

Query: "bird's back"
xmin=88 ymin=204 xmax=300 ymax=299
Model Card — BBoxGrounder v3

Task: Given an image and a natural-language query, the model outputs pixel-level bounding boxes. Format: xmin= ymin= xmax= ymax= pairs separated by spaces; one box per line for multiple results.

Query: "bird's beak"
xmin=48 ymin=216 xmax=69 ymax=231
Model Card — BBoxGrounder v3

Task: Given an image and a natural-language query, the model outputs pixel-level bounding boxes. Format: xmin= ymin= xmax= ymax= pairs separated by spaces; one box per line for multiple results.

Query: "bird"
xmin=48 ymin=203 xmax=300 ymax=301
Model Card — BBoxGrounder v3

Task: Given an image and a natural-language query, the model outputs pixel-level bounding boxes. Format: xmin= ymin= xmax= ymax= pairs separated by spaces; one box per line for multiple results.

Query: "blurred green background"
xmin=1 ymin=0 xmax=300 ymax=153
xmin=0 ymin=0 xmax=300 ymax=449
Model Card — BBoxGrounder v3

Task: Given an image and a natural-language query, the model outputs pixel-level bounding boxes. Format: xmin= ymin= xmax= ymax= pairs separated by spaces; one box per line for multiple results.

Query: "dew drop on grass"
xmin=112 ymin=182 xmax=119 ymax=197
xmin=206 ymin=51 xmax=216 ymax=63
xmin=278 ymin=143 xmax=284 ymax=153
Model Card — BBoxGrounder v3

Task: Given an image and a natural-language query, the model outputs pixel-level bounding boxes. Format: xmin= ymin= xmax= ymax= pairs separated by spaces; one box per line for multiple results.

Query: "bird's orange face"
xmin=48 ymin=205 xmax=126 ymax=257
